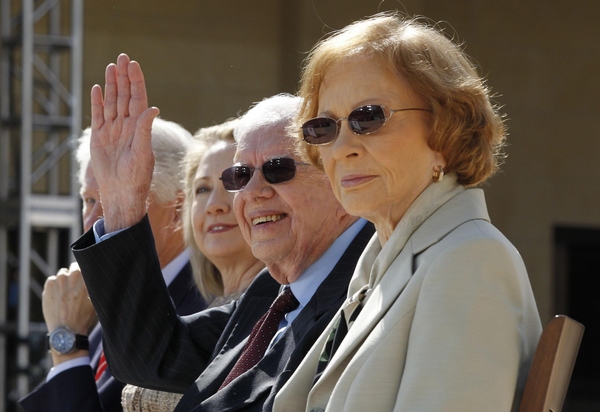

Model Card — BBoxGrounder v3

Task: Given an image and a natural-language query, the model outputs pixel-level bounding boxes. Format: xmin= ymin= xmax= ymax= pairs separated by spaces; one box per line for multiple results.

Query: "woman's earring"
xmin=432 ymin=166 xmax=444 ymax=183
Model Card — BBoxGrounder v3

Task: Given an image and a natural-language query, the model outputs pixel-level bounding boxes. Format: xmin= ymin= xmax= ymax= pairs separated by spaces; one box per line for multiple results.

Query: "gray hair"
xmin=75 ymin=119 xmax=192 ymax=204
xmin=150 ymin=118 xmax=193 ymax=204
xmin=234 ymin=93 xmax=302 ymax=144
xmin=75 ymin=128 xmax=92 ymax=187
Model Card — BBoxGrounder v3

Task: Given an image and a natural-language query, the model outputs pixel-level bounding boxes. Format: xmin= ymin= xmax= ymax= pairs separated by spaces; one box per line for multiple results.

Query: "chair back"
xmin=519 ymin=315 xmax=584 ymax=412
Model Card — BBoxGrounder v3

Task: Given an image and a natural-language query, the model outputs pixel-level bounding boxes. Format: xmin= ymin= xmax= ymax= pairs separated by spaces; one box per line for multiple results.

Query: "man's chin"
xmin=251 ymin=239 xmax=288 ymax=265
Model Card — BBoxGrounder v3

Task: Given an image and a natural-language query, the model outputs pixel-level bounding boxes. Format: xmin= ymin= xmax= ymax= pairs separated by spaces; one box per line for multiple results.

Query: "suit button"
xmin=310 ymin=409 xmax=325 ymax=412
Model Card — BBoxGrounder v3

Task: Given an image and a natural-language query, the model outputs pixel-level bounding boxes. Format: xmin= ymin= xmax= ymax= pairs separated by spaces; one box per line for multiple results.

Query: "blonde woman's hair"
xmin=182 ymin=118 xmax=238 ymax=300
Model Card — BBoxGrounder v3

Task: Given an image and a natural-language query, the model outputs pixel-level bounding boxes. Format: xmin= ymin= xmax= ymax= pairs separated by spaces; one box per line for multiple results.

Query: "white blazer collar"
xmin=321 ymin=176 xmax=491 ymax=384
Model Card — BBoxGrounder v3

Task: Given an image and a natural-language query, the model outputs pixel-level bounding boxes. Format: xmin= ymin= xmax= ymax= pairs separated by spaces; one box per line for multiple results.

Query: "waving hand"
xmin=90 ymin=54 xmax=160 ymax=232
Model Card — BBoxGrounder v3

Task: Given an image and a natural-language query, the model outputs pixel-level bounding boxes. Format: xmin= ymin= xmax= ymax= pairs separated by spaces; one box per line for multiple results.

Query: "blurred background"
xmin=0 ymin=0 xmax=598 ymax=411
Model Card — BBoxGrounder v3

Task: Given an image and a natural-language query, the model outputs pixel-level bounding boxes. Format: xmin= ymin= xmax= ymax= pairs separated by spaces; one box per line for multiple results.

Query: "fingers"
xmin=90 ymin=85 xmax=105 ymax=131
xmin=42 ymin=263 xmax=96 ymax=337
xmin=128 ymin=58 xmax=157 ymax=157
xmin=97 ymin=53 xmax=131 ymax=125
xmin=103 ymin=63 xmax=118 ymax=121
xmin=93 ymin=53 xmax=152 ymax=125
xmin=92 ymin=53 xmax=148 ymax=125
xmin=128 ymin=60 xmax=149 ymax=118
xmin=94 ymin=54 xmax=151 ymax=138
xmin=131 ymin=106 xmax=160 ymax=162
xmin=137 ymin=107 xmax=161 ymax=136
xmin=116 ymin=54 xmax=131 ymax=118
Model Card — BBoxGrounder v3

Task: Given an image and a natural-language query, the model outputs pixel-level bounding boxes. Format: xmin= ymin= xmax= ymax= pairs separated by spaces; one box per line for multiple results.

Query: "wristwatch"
xmin=46 ymin=326 xmax=90 ymax=354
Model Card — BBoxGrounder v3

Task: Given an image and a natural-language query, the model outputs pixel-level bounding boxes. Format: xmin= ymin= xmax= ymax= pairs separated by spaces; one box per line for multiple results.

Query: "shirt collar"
xmin=288 ymin=218 xmax=368 ymax=311
xmin=161 ymin=248 xmax=190 ymax=287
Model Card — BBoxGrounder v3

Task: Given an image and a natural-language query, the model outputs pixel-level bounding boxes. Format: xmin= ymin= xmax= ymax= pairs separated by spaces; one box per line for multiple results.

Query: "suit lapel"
xmin=314 ymin=241 xmax=415 ymax=390
xmin=180 ymin=274 xmax=280 ymax=410
xmin=410 ymin=188 xmax=489 ymax=254
xmin=314 ymin=188 xmax=491 ymax=395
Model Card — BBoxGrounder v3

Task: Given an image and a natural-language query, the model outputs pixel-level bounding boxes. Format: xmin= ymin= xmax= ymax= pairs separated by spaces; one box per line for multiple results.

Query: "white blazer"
xmin=274 ymin=180 xmax=542 ymax=412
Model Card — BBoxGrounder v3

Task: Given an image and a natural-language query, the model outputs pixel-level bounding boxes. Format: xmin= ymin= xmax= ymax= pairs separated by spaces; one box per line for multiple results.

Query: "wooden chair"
xmin=519 ymin=315 xmax=584 ymax=412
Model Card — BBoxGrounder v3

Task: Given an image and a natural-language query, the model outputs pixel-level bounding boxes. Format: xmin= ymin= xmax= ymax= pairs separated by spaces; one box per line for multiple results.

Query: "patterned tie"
xmin=219 ymin=287 xmax=299 ymax=390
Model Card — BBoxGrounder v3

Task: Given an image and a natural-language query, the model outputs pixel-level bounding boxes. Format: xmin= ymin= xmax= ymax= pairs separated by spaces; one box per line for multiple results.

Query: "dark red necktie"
xmin=219 ymin=287 xmax=299 ymax=390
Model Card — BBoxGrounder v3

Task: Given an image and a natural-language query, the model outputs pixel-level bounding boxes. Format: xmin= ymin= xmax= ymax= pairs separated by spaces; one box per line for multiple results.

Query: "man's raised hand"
xmin=90 ymin=54 xmax=159 ymax=232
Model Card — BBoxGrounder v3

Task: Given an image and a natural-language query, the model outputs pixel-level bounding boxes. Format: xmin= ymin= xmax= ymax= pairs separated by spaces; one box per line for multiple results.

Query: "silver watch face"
xmin=50 ymin=328 xmax=76 ymax=354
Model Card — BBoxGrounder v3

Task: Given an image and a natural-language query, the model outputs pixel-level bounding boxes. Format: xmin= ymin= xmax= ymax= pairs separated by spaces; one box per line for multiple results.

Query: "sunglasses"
xmin=220 ymin=157 xmax=306 ymax=192
xmin=301 ymin=104 xmax=431 ymax=146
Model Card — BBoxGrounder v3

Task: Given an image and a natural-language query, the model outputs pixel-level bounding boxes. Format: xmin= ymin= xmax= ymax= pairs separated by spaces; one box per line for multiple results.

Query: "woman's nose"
xmin=206 ymin=187 xmax=232 ymax=214
xmin=330 ymin=122 xmax=363 ymax=160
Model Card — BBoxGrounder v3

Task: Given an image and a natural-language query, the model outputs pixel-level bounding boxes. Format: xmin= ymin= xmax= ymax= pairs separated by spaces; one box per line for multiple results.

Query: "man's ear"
xmin=171 ymin=190 xmax=186 ymax=231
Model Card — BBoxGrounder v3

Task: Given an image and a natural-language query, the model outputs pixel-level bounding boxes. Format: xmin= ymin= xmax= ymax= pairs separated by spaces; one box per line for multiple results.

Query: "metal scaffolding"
xmin=0 ymin=0 xmax=83 ymax=409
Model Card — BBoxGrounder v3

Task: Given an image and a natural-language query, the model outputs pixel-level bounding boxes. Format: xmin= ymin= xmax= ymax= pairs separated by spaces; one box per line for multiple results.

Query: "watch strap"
xmin=75 ymin=333 xmax=90 ymax=350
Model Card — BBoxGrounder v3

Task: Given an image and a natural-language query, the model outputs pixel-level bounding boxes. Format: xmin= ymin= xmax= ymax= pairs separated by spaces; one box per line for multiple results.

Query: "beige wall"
xmin=83 ymin=0 xmax=600 ymax=323
xmin=84 ymin=0 xmax=284 ymax=130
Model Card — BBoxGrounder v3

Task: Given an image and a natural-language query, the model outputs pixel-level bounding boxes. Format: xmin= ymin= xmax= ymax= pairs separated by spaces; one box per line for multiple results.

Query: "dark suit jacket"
xmin=18 ymin=259 xmax=206 ymax=412
xmin=70 ymin=215 xmax=374 ymax=412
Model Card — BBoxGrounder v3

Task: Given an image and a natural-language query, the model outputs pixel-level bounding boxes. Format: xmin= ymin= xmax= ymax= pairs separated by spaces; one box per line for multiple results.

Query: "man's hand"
xmin=42 ymin=262 xmax=97 ymax=364
xmin=90 ymin=53 xmax=160 ymax=232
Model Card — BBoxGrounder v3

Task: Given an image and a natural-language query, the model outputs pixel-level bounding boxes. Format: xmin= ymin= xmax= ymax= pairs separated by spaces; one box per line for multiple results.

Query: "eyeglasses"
xmin=219 ymin=157 xmax=306 ymax=192
xmin=301 ymin=104 xmax=431 ymax=146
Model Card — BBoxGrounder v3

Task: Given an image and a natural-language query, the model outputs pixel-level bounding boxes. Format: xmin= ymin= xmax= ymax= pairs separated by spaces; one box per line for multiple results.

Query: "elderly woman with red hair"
xmin=275 ymin=12 xmax=541 ymax=412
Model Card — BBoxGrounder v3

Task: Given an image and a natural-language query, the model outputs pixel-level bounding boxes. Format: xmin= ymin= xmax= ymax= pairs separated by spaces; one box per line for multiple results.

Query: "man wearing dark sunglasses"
xmin=70 ymin=54 xmax=374 ymax=411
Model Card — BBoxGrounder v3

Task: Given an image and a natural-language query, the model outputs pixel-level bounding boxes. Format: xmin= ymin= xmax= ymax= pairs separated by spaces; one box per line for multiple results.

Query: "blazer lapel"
xmin=199 ymin=295 xmax=275 ymax=393
xmin=179 ymin=272 xmax=281 ymax=410
xmin=411 ymin=188 xmax=489 ymax=254
xmin=313 ymin=241 xmax=415 ymax=394
xmin=313 ymin=188 xmax=492 ymax=401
